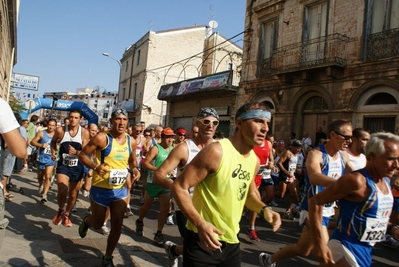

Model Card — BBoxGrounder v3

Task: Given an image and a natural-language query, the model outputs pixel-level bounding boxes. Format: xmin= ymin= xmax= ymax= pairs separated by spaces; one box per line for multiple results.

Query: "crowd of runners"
xmin=0 ymin=97 xmax=398 ymax=267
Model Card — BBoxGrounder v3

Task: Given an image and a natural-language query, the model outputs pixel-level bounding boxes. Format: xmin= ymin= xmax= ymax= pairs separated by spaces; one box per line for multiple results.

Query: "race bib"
xmin=108 ymin=169 xmax=128 ymax=185
xmin=360 ymin=217 xmax=389 ymax=244
xmin=62 ymin=153 xmax=78 ymax=167
xmin=262 ymin=168 xmax=272 ymax=179
xmin=44 ymin=145 xmax=51 ymax=155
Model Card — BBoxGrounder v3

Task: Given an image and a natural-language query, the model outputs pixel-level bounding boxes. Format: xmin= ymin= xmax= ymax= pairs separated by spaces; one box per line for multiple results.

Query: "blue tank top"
xmin=37 ymin=130 xmax=54 ymax=164
xmin=331 ymin=169 xmax=393 ymax=247
xmin=301 ymin=144 xmax=345 ymax=212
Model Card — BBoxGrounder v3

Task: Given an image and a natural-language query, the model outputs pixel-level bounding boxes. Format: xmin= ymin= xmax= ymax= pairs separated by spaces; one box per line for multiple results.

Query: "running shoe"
xmin=135 ymin=219 xmax=144 ymax=236
xmin=247 ymin=229 xmax=260 ymax=241
xmin=52 ymin=209 xmax=65 ymax=225
xmin=79 ymin=215 xmax=90 ymax=238
xmin=100 ymin=255 xmax=115 ymax=267
xmin=282 ymin=211 xmax=293 ymax=220
xmin=95 ymin=225 xmax=110 ymax=236
xmin=72 ymin=204 xmax=78 ymax=212
xmin=383 ymin=234 xmax=399 ymax=249
xmin=41 ymin=194 xmax=47 ymax=203
xmin=164 ymin=241 xmax=178 ymax=267
xmin=259 ymin=252 xmax=276 ymax=267
xmin=166 ymin=214 xmax=174 ymax=225
xmin=154 ymin=232 xmax=165 ymax=245
xmin=124 ymin=208 xmax=134 ymax=218
xmin=63 ymin=213 xmax=73 ymax=227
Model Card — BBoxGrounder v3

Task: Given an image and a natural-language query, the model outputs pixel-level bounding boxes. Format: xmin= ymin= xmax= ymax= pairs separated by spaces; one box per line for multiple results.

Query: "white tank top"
xmin=323 ymin=154 xmax=343 ymax=217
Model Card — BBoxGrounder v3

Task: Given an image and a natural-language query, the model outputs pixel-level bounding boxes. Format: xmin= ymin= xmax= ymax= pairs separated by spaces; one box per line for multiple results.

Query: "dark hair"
xmin=30 ymin=115 xmax=39 ymax=123
xmin=352 ymin=128 xmax=370 ymax=139
xmin=327 ymin=119 xmax=352 ymax=138
xmin=13 ymin=112 xmax=23 ymax=125
xmin=291 ymin=132 xmax=296 ymax=138
xmin=69 ymin=109 xmax=82 ymax=118
xmin=47 ymin=119 xmax=57 ymax=126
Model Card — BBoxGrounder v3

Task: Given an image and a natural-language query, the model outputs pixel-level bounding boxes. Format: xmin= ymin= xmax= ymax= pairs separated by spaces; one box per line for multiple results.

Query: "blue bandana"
xmin=238 ymin=110 xmax=271 ymax=120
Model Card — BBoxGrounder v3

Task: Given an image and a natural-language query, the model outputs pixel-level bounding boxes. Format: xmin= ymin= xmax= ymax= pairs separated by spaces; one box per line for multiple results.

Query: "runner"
xmin=309 ymin=132 xmax=396 ymax=266
xmin=172 ymin=102 xmax=281 ymax=266
xmin=50 ymin=110 xmax=89 ymax=227
xmin=78 ymin=108 xmax=140 ymax=267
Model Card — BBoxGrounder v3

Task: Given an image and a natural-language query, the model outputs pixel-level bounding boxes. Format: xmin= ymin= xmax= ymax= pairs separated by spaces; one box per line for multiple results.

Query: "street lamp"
xmin=102 ymin=52 xmax=122 ymax=107
xmin=102 ymin=52 xmax=122 ymax=68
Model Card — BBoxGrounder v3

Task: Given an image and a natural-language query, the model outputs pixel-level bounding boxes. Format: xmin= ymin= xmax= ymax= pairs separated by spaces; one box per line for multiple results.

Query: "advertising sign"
xmin=11 ymin=73 xmax=40 ymax=91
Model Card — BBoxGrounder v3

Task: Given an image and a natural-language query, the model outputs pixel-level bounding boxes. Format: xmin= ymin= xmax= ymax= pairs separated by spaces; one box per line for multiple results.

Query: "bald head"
xmin=89 ymin=123 xmax=99 ymax=138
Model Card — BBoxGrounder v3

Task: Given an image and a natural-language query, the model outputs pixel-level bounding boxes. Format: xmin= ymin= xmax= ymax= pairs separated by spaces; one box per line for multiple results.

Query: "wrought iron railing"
xmin=259 ymin=33 xmax=349 ymax=78
xmin=366 ymin=28 xmax=399 ymax=61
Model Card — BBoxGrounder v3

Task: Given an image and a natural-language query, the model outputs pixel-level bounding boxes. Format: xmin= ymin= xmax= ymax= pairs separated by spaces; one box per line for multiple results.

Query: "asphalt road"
xmin=126 ymin=183 xmax=399 ymax=267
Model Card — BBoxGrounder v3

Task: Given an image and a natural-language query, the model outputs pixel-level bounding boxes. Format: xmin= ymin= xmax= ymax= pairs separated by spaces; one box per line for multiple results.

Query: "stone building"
xmin=0 ymin=0 xmax=19 ymax=100
xmin=239 ymin=0 xmax=399 ymax=143
xmin=118 ymin=25 xmax=242 ymax=130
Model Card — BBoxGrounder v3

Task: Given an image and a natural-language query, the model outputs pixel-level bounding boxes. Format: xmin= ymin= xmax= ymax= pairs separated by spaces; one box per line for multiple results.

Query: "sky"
xmin=12 ymin=0 xmax=246 ymax=98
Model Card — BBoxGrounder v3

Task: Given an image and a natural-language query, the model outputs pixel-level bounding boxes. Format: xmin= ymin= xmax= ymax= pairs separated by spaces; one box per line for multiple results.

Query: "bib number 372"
xmin=108 ymin=169 xmax=128 ymax=185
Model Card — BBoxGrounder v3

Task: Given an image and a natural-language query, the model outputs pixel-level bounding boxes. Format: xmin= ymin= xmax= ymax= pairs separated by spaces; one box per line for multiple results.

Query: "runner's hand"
xmin=263 ymin=208 xmax=281 ymax=232
xmin=313 ymin=244 xmax=335 ymax=266
xmin=196 ymin=220 xmax=224 ymax=251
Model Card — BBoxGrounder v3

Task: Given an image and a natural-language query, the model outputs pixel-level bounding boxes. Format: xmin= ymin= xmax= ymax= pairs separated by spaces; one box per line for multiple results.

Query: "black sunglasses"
xmin=333 ymin=131 xmax=352 ymax=141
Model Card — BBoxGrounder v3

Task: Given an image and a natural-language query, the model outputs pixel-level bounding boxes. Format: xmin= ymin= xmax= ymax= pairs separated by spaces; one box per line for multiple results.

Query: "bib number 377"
xmin=108 ymin=169 xmax=128 ymax=185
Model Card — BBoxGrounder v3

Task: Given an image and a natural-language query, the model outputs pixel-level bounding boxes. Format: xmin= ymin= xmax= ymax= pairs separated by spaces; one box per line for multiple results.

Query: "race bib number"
xmin=44 ymin=145 xmax=51 ymax=155
xmin=360 ymin=217 xmax=389 ymax=244
xmin=262 ymin=168 xmax=272 ymax=179
xmin=62 ymin=153 xmax=78 ymax=167
xmin=108 ymin=169 xmax=128 ymax=185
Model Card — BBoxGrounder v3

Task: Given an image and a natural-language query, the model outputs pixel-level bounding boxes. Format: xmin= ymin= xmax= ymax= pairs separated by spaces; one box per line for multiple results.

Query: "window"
xmin=122 ymin=87 xmax=126 ymax=100
xmin=136 ymin=50 xmax=141 ymax=65
xmin=365 ymin=0 xmax=399 ymax=60
xmin=125 ymin=60 xmax=129 ymax=72
xmin=364 ymin=116 xmax=395 ymax=133
xmin=260 ymin=19 xmax=278 ymax=60
xmin=367 ymin=0 xmax=399 ymax=34
xmin=258 ymin=18 xmax=278 ymax=77
xmin=302 ymin=1 xmax=328 ymax=64
xmin=103 ymin=112 xmax=108 ymax=118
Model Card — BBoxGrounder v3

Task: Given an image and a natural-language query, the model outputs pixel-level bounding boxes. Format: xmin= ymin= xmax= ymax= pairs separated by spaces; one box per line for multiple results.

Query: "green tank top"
xmin=186 ymin=138 xmax=257 ymax=243
xmin=147 ymin=143 xmax=172 ymax=183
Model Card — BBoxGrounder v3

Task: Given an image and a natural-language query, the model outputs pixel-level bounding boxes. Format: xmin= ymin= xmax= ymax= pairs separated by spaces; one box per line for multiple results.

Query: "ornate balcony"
xmin=366 ymin=28 xmax=399 ymax=61
xmin=259 ymin=33 xmax=349 ymax=78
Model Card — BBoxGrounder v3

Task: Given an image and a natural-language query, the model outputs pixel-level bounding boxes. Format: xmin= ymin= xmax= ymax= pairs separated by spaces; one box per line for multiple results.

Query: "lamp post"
xmin=102 ymin=52 xmax=122 ymax=110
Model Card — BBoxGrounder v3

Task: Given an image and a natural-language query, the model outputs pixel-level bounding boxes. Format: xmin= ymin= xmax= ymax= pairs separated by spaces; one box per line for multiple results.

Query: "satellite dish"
xmin=208 ymin=20 xmax=218 ymax=29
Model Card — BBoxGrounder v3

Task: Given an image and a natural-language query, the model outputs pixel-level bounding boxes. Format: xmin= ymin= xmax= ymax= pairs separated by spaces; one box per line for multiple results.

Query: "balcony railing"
xmin=259 ymin=33 xmax=349 ymax=78
xmin=366 ymin=28 xmax=399 ymax=61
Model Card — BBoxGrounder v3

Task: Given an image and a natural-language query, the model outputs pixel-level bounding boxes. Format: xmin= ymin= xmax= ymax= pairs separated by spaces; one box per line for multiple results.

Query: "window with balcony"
xmin=365 ymin=0 xmax=399 ymax=60
xmin=258 ymin=19 xmax=278 ymax=78
xmin=302 ymin=1 xmax=328 ymax=65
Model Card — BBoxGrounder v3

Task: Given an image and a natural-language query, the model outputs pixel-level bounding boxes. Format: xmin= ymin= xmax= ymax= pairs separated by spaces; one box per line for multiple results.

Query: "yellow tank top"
xmin=186 ymin=138 xmax=257 ymax=243
xmin=92 ymin=132 xmax=131 ymax=189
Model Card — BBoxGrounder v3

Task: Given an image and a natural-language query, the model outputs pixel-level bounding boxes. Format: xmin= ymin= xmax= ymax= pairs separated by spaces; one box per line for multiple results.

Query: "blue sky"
xmin=13 ymin=0 xmax=246 ymax=97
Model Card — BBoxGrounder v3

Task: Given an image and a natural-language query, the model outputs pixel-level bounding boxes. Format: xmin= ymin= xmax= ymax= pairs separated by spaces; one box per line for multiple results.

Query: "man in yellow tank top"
xmin=172 ymin=102 xmax=282 ymax=266
xmin=78 ymin=109 xmax=140 ymax=267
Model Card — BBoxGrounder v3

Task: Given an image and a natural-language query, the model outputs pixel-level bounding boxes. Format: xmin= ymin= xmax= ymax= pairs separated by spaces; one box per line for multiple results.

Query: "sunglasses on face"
xmin=334 ymin=131 xmax=352 ymax=141
xmin=197 ymin=119 xmax=219 ymax=127
xmin=144 ymin=134 xmax=151 ymax=137
xmin=178 ymin=134 xmax=185 ymax=137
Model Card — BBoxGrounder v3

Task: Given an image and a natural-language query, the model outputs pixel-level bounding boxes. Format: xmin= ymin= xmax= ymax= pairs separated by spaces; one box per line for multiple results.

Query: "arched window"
xmin=303 ymin=96 xmax=328 ymax=111
xmin=365 ymin=92 xmax=397 ymax=105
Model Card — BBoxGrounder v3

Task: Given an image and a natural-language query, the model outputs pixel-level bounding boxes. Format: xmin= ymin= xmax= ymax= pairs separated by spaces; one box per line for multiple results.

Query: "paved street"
xmin=1 ymin=170 xmax=398 ymax=266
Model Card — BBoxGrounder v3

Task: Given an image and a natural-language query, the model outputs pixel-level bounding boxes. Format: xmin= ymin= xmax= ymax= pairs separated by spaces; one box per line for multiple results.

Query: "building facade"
xmin=240 ymin=0 xmax=399 ymax=143
xmin=0 ymin=0 xmax=19 ymax=100
xmin=117 ymin=25 xmax=242 ymax=129
xmin=157 ymin=30 xmax=242 ymax=136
